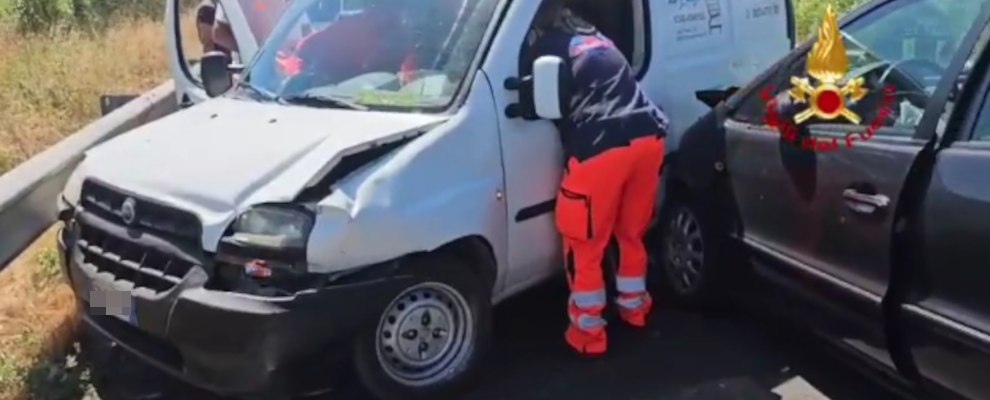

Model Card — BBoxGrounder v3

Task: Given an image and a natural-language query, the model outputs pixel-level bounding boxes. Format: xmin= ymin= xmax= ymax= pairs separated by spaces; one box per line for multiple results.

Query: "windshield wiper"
xmin=278 ymin=92 xmax=368 ymax=111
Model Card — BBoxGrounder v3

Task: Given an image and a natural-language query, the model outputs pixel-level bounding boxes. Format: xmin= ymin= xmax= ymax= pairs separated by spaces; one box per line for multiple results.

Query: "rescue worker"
xmin=212 ymin=2 xmax=238 ymax=55
xmin=195 ymin=0 xmax=219 ymax=53
xmin=525 ymin=0 xmax=668 ymax=356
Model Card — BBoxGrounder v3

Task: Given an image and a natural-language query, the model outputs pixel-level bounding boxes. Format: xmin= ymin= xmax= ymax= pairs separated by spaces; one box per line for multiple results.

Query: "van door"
xmin=166 ymin=0 xmax=281 ymax=106
xmin=484 ymin=0 xmax=564 ymax=292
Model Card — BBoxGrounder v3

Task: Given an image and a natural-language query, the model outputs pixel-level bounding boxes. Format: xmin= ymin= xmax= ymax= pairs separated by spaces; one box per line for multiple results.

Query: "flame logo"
xmin=787 ymin=5 xmax=867 ymax=124
xmin=807 ymin=6 xmax=847 ymax=83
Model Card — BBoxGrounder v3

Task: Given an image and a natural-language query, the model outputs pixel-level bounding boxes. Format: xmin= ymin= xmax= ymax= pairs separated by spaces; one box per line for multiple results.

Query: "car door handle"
xmin=843 ymin=189 xmax=890 ymax=213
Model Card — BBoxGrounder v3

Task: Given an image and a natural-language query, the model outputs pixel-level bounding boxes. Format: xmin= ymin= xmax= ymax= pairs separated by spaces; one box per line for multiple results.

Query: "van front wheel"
xmin=353 ymin=254 xmax=493 ymax=400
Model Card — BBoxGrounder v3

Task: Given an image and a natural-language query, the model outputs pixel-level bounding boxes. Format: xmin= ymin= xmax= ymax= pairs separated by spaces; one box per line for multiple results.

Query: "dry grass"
xmin=0 ymin=18 xmax=187 ymax=171
xmin=0 ymin=229 xmax=80 ymax=400
xmin=0 ymin=13 xmax=200 ymax=400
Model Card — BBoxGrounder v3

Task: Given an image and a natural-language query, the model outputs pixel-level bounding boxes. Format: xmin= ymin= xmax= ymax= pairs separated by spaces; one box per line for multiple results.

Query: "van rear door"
xmin=648 ymin=0 xmax=793 ymax=137
xmin=166 ymin=0 xmax=285 ymax=106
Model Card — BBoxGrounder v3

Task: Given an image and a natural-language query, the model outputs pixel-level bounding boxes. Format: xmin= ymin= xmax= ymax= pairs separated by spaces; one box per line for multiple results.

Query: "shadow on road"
xmin=458 ymin=280 xmax=896 ymax=400
xmin=83 ymin=280 xmax=899 ymax=400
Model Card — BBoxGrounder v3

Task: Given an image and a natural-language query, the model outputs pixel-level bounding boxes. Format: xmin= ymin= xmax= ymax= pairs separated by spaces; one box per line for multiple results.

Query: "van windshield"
xmin=239 ymin=0 xmax=499 ymax=112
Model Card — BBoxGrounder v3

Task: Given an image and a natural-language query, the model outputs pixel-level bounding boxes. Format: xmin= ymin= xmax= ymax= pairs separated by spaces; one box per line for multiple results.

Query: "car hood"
xmin=76 ymin=97 xmax=445 ymax=228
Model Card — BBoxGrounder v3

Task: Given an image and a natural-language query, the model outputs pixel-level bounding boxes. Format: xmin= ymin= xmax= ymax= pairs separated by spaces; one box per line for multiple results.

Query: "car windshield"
xmin=238 ymin=0 xmax=499 ymax=112
xmin=841 ymin=0 xmax=984 ymax=87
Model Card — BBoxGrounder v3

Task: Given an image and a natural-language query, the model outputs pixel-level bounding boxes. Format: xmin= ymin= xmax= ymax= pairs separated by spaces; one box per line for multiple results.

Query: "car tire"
xmin=352 ymin=252 xmax=493 ymax=400
xmin=653 ymin=193 xmax=735 ymax=308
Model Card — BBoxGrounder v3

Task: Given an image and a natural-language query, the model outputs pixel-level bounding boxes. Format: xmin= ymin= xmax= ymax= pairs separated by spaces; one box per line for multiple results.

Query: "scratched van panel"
xmin=649 ymin=0 xmax=730 ymax=137
xmin=656 ymin=0 xmax=731 ymax=56
xmin=729 ymin=0 xmax=791 ymax=83
xmin=648 ymin=0 xmax=790 ymax=137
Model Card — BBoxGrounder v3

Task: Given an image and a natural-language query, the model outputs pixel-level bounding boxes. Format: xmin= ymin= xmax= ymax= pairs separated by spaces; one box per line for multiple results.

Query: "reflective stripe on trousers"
xmin=569 ymin=289 xmax=607 ymax=330
xmin=571 ymin=313 xmax=607 ymax=330
xmin=615 ymin=276 xmax=647 ymax=310
xmin=616 ymin=276 xmax=646 ymax=293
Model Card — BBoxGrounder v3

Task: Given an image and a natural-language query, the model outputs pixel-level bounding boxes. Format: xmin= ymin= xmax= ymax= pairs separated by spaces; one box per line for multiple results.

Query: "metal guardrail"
xmin=0 ymin=80 xmax=178 ymax=270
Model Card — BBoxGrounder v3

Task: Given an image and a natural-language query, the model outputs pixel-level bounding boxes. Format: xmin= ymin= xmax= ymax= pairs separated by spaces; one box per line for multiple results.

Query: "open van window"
xmin=566 ymin=0 xmax=647 ymax=74
xmin=237 ymin=0 xmax=500 ymax=112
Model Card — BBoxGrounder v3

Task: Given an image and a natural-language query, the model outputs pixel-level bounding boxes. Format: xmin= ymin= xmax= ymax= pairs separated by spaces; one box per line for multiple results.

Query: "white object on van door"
xmin=533 ymin=56 xmax=566 ymax=120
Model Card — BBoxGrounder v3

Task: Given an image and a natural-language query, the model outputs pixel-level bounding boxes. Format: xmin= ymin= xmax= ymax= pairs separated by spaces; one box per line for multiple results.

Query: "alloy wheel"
xmin=664 ymin=207 xmax=705 ymax=294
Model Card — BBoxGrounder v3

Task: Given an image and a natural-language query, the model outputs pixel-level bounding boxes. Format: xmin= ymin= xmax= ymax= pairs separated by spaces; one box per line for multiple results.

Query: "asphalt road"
xmin=88 ymin=279 xmax=902 ymax=400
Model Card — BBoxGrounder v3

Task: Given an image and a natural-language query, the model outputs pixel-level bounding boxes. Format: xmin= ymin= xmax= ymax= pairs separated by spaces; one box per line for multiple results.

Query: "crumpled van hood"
xmin=76 ymin=97 xmax=445 ymax=222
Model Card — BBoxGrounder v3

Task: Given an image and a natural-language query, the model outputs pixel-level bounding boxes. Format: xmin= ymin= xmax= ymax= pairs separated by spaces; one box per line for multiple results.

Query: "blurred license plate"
xmin=89 ymin=282 xmax=136 ymax=325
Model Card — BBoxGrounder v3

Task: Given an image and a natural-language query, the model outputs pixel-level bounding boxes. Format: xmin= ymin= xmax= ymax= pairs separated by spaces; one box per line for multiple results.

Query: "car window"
xmin=973 ymin=102 xmax=990 ymax=141
xmin=341 ymin=0 xmax=365 ymax=13
xmin=965 ymin=27 xmax=990 ymax=141
xmin=731 ymin=0 xmax=984 ymax=134
xmin=936 ymin=22 xmax=990 ymax=139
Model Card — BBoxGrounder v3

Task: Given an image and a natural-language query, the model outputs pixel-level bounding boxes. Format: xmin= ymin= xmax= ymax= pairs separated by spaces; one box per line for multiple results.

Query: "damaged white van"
xmin=56 ymin=0 xmax=794 ymax=399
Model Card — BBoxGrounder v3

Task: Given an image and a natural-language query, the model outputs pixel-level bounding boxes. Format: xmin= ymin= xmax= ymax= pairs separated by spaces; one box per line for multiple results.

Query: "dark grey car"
xmin=655 ymin=0 xmax=990 ymax=399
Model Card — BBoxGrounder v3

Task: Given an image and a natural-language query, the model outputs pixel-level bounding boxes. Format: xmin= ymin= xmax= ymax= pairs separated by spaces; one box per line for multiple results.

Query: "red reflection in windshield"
xmin=271 ymin=0 xmax=466 ymax=85
xmin=276 ymin=7 xmax=411 ymax=79
xmin=277 ymin=50 xmax=303 ymax=76
xmin=239 ymin=0 xmax=288 ymax=42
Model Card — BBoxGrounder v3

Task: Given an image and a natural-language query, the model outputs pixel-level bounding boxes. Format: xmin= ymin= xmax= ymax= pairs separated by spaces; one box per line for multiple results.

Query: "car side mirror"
xmin=201 ymin=51 xmax=233 ymax=98
xmin=531 ymin=55 xmax=569 ymax=120
xmin=695 ymin=86 xmax=740 ymax=109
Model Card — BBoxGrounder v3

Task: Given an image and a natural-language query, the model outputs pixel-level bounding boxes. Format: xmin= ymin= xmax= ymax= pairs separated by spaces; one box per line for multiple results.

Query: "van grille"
xmin=80 ymin=180 xmax=201 ymax=246
xmin=76 ymin=180 xmax=204 ymax=293
xmin=77 ymin=223 xmax=193 ymax=292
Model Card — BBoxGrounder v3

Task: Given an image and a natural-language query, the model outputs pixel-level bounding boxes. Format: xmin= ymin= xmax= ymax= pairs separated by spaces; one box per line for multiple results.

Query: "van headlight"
xmin=229 ymin=206 xmax=314 ymax=250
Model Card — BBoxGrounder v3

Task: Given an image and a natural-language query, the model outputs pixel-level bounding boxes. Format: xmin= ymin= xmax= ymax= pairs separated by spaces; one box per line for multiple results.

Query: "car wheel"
xmin=654 ymin=195 xmax=732 ymax=307
xmin=353 ymin=253 xmax=493 ymax=400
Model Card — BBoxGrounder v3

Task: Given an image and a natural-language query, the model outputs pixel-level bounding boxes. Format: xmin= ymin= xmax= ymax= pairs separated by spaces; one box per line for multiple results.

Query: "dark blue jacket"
xmin=526 ymin=10 xmax=669 ymax=162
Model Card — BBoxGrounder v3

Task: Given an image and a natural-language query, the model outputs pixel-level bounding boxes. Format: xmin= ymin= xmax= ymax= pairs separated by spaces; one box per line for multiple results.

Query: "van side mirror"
xmin=201 ymin=51 xmax=233 ymax=98
xmin=531 ymin=56 xmax=569 ymax=120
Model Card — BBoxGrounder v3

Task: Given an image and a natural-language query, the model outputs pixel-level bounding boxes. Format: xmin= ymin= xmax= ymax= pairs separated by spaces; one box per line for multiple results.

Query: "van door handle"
xmin=842 ymin=189 xmax=889 ymax=214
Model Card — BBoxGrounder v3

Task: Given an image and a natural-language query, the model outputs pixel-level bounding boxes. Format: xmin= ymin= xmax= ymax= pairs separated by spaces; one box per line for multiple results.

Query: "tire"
xmin=652 ymin=193 xmax=736 ymax=308
xmin=352 ymin=252 xmax=493 ymax=400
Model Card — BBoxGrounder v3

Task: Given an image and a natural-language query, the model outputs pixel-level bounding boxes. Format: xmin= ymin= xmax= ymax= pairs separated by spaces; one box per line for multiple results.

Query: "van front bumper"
xmin=57 ymin=224 xmax=413 ymax=398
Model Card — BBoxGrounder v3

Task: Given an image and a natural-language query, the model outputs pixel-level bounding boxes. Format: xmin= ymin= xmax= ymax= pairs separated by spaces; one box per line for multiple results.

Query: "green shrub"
xmin=9 ymin=0 xmax=70 ymax=34
xmin=10 ymin=0 xmax=165 ymax=35
xmin=794 ymin=0 xmax=870 ymax=39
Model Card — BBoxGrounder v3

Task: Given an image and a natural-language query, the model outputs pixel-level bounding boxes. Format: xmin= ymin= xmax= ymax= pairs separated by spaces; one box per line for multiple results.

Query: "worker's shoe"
xmin=565 ymin=324 xmax=607 ymax=356
xmin=617 ymin=292 xmax=652 ymax=328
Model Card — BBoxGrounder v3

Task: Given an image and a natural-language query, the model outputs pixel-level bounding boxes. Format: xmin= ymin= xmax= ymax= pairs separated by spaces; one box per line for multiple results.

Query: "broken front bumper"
xmin=57 ymin=215 xmax=412 ymax=398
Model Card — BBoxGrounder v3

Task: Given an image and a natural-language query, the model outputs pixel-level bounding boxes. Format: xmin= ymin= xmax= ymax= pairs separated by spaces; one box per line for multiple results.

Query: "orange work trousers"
xmin=555 ymin=136 xmax=665 ymax=355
